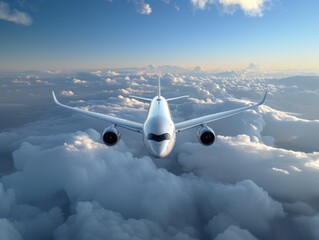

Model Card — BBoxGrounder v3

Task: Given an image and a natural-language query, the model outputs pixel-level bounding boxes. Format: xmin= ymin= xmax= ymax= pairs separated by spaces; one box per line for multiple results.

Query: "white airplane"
xmin=52 ymin=78 xmax=267 ymax=158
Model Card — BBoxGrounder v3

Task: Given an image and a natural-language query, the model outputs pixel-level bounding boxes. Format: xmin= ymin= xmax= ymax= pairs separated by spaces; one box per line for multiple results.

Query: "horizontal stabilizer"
xmin=129 ymin=95 xmax=152 ymax=102
xmin=166 ymin=95 xmax=189 ymax=102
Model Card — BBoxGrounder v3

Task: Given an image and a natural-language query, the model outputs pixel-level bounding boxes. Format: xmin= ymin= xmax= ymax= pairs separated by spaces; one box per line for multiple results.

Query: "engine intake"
xmin=197 ymin=125 xmax=216 ymax=146
xmin=102 ymin=125 xmax=120 ymax=146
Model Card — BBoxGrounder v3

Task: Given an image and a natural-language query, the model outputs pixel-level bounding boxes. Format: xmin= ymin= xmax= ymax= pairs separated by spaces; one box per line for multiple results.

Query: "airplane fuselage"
xmin=143 ymin=96 xmax=176 ymax=158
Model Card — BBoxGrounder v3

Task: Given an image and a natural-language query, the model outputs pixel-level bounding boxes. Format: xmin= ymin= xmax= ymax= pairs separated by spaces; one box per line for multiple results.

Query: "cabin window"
xmin=147 ymin=133 xmax=170 ymax=142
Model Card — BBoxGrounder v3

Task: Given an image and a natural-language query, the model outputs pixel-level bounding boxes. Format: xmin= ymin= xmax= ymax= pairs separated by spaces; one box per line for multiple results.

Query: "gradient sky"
xmin=0 ymin=0 xmax=319 ymax=71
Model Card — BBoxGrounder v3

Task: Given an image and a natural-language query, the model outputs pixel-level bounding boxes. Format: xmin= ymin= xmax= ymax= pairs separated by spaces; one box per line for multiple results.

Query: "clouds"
xmin=0 ymin=219 xmax=22 ymax=240
xmin=61 ymin=90 xmax=75 ymax=96
xmin=55 ymin=201 xmax=197 ymax=240
xmin=0 ymin=0 xmax=269 ymax=21
xmin=191 ymin=0 xmax=269 ymax=16
xmin=138 ymin=2 xmax=152 ymax=15
xmin=110 ymin=0 xmax=268 ymax=16
xmin=124 ymin=0 xmax=152 ymax=15
xmin=0 ymin=1 xmax=32 ymax=25
xmin=2 ymin=70 xmax=319 ymax=239
xmin=215 ymin=225 xmax=258 ymax=240
xmin=1 ymin=128 xmax=284 ymax=239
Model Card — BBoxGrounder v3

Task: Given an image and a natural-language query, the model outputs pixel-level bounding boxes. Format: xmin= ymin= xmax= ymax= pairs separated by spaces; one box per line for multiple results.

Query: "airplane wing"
xmin=52 ymin=91 xmax=143 ymax=133
xmin=175 ymin=92 xmax=267 ymax=132
xmin=166 ymin=95 xmax=189 ymax=102
xmin=129 ymin=95 xmax=152 ymax=102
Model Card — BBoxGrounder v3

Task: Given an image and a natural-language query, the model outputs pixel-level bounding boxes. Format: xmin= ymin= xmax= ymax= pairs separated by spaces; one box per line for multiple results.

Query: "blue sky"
xmin=0 ymin=0 xmax=318 ymax=71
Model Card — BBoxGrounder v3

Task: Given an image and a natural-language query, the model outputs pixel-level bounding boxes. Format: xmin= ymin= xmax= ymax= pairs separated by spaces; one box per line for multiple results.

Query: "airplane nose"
xmin=149 ymin=142 xmax=168 ymax=158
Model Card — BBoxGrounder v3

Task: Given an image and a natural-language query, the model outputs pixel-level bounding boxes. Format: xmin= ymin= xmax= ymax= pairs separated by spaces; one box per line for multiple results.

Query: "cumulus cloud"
xmin=55 ymin=201 xmax=197 ymax=240
xmin=128 ymin=0 xmax=152 ymax=15
xmin=61 ymin=90 xmax=75 ymax=96
xmin=0 ymin=219 xmax=22 ymax=240
xmin=1 ymin=128 xmax=284 ymax=238
xmin=72 ymin=78 xmax=87 ymax=84
xmin=295 ymin=214 xmax=319 ymax=240
xmin=215 ymin=225 xmax=257 ymax=240
xmin=139 ymin=2 xmax=152 ymax=15
xmin=191 ymin=0 xmax=269 ymax=16
xmin=219 ymin=0 xmax=266 ymax=16
xmin=0 ymin=1 xmax=32 ymax=25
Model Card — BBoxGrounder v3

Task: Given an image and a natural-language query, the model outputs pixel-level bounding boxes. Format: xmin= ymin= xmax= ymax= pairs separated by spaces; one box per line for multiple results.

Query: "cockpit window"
xmin=147 ymin=133 xmax=170 ymax=142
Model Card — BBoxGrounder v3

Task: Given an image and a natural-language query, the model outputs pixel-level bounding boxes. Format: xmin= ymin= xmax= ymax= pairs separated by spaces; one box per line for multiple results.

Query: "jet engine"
xmin=102 ymin=125 xmax=121 ymax=146
xmin=197 ymin=125 xmax=216 ymax=146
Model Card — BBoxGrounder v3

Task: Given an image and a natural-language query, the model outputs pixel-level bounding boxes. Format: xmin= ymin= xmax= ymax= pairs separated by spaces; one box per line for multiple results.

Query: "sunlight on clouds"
xmin=219 ymin=0 xmax=265 ymax=16
xmin=191 ymin=0 xmax=269 ymax=16
xmin=61 ymin=90 xmax=74 ymax=96
xmin=64 ymin=133 xmax=102 ymax=152
xmin=129 ymin=0 xmax=152 ymax=15
xmin=72 ymin=78 xmax=88 ymax=84
xmin=305 ymin=161 xmax=319 ymax=170
xmin=139 ymin=3 xmax=152 ymax=15
xmin=0 ymin=1 xmax=32 ymax=25
xmin=272 ymin=167 xmax=289 ymax=175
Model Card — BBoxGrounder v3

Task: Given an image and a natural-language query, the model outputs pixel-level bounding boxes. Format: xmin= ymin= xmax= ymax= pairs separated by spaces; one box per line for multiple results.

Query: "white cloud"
xmin=272 ymin=167 xmax=289 ymax=175
xmin=91 ymin=70 xmax=102 ymax=76
xmin=0 ymin=1 xmax=32 ymax=26
xmin=107 ymin=70 xmax=120 ymax=76
xmin=61 ymin=90 xmax=74 ymax=96
xmin=219 ymin=0 xmax=266 ymax=16
xmin=191 ymin=0 xmax=269 ymax=17
xmin=129 ymin=0 xmax=152 ymax=15
xmin=139 ymin=3 xmax=152 ymax=15
xmin=191 ymin=0 xmax=210 ymax=10
xmin=72 ymin=78 xmax=87 ymax=84
xmin=169 ymin=74 xmax=185 ymax=83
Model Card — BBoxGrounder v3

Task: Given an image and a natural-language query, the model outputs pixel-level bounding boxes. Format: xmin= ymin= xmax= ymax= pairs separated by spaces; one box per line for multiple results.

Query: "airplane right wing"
xmin=52 ymin=91 xmax=143 ymax=133
xmin=166 ymin=95 xmax=189 ymax=102
xmin=175 ymin=92 xmax=267 ymax=132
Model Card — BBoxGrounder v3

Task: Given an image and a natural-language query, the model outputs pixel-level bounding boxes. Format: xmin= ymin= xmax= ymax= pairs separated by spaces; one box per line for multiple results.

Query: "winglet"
xmin=52 ymin=91 xmax=61 ymax=106
xmin=257 ymin=91 xmax=268 ymax=106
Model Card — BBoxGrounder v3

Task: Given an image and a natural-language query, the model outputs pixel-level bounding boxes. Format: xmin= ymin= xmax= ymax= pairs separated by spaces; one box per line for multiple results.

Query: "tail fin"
xmin=157 ymin=74 xmax=161 ymax=99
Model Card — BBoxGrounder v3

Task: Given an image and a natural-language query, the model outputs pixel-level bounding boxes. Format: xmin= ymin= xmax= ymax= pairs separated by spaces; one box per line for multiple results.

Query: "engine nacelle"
xmin=102 ymin=125 xmax=121 ymax=146
xmin=197 ymin=125 xmax=216 ymax=146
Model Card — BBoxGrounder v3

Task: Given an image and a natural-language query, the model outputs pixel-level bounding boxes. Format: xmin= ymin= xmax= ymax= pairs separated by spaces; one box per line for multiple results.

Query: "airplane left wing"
xmin=175 ymin=92 xmax=267 ymax=132
xmin=52 ymin=91 xmax=143 ymax=133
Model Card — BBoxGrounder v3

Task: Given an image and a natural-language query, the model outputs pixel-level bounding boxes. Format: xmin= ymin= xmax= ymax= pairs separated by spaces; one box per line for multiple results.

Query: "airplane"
xmin=52 ymin=78 xmax=267 ymax=158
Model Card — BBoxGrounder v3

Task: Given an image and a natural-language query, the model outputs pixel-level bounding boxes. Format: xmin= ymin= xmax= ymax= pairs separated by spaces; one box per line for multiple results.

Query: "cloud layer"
xmin=1 ymin=70 xmax=319 ymax=239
